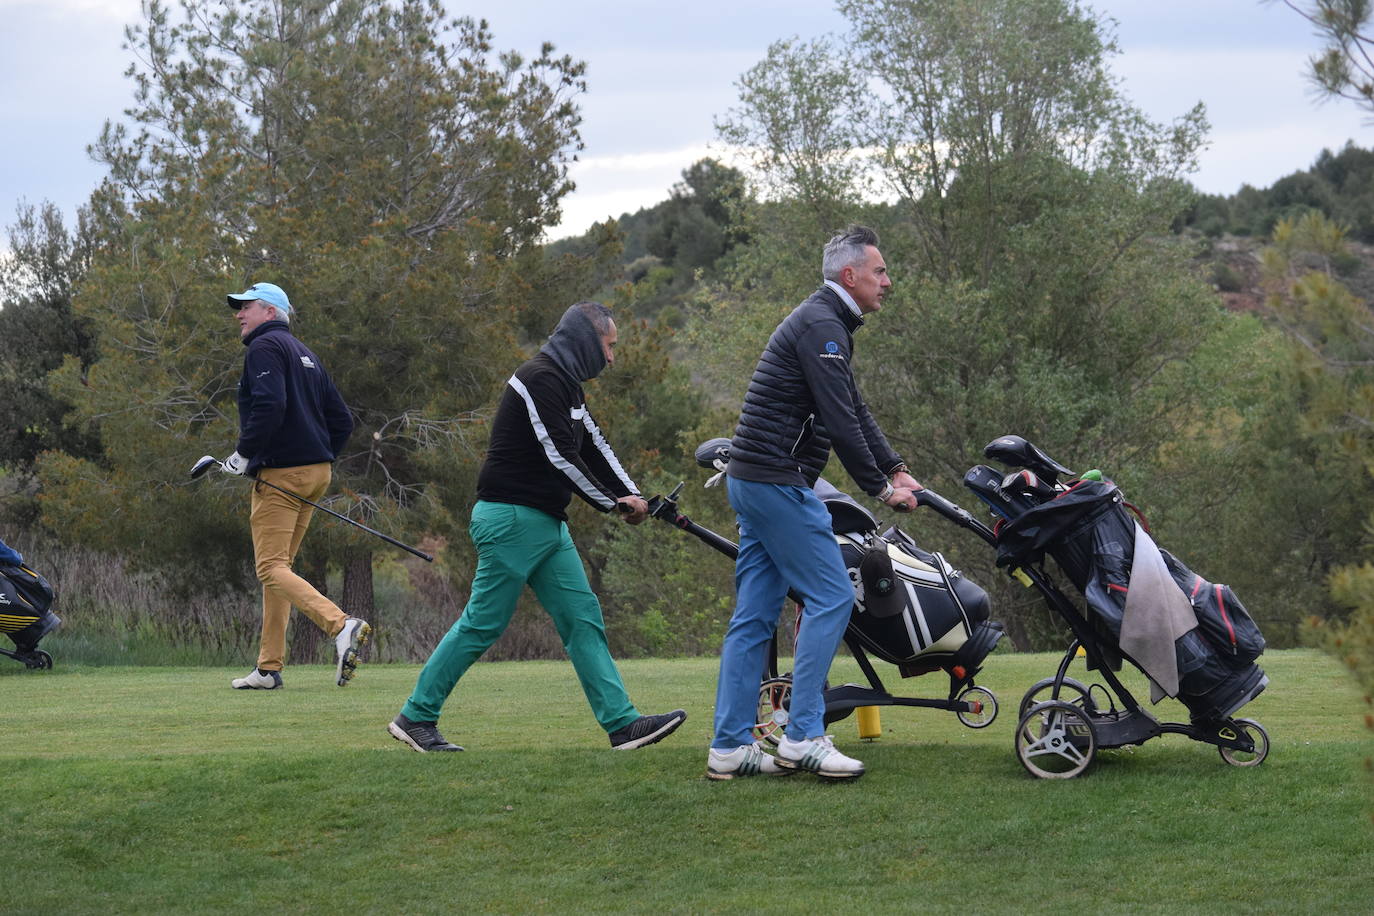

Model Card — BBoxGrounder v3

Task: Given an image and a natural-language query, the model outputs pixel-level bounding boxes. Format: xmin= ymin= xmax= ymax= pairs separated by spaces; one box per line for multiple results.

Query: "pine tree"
xmin=39 ymin=0 xmax=588 ymax=616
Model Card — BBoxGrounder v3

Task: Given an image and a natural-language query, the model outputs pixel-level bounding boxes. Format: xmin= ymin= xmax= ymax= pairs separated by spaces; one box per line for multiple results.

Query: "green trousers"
xmin=401 ymin=501 xmax=639 ymax=733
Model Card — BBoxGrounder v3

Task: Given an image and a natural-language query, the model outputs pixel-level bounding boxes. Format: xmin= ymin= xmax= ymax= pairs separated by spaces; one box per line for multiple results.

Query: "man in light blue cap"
xmin=222 ymin=282 xmax=367 ymax=690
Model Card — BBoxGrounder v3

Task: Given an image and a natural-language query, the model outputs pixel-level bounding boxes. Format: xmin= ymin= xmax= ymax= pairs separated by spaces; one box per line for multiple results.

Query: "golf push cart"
xmin=647 ymin=436 xmax=1270 ymax=779
xmin=645 ymin=438 xmax=1006 ymax=743
xmin=947 ymin=435 xmax=1270 ymax=778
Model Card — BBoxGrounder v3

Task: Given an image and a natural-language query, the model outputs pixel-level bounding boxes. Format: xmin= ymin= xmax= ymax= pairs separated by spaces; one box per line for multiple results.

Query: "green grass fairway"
xmin=2 ymin=649 xmax=1370 ymax=914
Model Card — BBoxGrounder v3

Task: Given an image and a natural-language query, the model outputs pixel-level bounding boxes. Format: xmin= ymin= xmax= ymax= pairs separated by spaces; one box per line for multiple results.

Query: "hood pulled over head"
xmin=540 ymin=302 xmax=611 ymax=382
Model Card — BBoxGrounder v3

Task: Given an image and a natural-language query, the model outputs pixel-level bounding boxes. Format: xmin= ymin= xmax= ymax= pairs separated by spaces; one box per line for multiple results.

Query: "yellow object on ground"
xmin=857 ymin=705 xmax=882 ymax=740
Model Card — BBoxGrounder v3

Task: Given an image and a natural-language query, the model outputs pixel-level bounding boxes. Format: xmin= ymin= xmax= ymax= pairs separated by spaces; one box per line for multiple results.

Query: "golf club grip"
xmin=373 ymin=532 xmax=435 ymax=563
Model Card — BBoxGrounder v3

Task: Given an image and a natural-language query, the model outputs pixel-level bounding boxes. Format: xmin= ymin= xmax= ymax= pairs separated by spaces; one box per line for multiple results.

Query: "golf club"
xmin=189 ymin=455 xmax=434 ymax=562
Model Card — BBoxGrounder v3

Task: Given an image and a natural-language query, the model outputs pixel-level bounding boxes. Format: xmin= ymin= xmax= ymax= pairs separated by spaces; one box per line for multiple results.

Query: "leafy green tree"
xmin=1259 ymin=213 xmax=1374 ymax=683
xmin=0 ymin=203 xmax=100 ymax=487
xmin=546 ymin=159 xmax=750 ymax=325
xmin=38 ymin=0 xmax=589 ymax=620
xmin=1180 ymin=143 xmax=1374 ymax=242
xmin=717 ymin=36 xmax=868 ymax=237
xmin=700 ymin=0 xmax=1269 ymax=648
xmin=1272 ymin=2 xmax=1374 ymax=791
xmin=645 ymin=158 xmax=747 ymax=271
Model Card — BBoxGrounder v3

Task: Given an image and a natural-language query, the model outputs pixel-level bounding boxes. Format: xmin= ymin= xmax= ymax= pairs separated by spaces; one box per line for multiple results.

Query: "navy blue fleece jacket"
xmin=235 ymin=320 xmax=353 ymax=475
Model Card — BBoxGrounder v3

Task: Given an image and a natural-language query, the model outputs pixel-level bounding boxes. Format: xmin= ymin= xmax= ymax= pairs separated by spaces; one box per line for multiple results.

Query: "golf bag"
xmin=0 ymin=552 xmax=61 ymax=668
xmin=816 ymin=480 xmax=1004 ymax=680
xmin=964 ymin=459 xmax=1266 ymax=723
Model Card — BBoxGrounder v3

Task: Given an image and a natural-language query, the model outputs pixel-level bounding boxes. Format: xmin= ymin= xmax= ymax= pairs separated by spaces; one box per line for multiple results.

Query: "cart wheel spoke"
xmin=1016 ymin=700 xmax=1097 ymax=779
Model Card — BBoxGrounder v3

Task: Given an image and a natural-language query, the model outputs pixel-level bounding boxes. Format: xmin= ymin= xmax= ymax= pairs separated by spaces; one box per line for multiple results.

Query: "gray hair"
xmin=821 ymin=224 xmax=880 ymax=281
xmin=573 ymin=300 xmax=614 ymax=335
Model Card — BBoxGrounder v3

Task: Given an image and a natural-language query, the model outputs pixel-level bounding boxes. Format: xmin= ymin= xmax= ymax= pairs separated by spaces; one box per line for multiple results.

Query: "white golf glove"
xmin=222 ymin=451 xmax=250 ymax=475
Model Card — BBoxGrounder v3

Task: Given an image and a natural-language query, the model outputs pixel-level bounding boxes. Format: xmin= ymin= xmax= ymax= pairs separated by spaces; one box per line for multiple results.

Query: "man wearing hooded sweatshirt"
xmin=388 ymin=301 xmax=687 ymax=752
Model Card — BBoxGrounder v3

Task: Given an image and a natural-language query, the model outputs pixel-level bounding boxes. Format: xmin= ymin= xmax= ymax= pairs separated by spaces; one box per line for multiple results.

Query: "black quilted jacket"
xmin=726 ymin=285 xmax=903 ymax=497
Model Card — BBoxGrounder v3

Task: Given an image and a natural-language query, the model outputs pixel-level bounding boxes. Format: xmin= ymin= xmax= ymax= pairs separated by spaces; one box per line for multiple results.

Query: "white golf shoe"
xmin=231 ymin=668 xmax=283 ymax=689
xmin=706 ymin=742 xmax=790 ymax=780
xmin=334 ymin=617 xmax=371 ymax=686
xmin=776 ymin=734 xmax=865 ymax=779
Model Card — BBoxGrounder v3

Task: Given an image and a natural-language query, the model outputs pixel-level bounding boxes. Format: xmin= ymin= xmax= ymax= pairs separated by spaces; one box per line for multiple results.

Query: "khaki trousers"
xmin=249 ymin=463 xmax=347 ymax=671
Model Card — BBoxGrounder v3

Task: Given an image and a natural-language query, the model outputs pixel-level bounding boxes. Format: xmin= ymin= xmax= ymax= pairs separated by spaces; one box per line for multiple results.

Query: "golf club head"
xmin=694 ymin=437 xmax=732 ymax=469
xmin=189 ymin=455 xmax=222 ymax=480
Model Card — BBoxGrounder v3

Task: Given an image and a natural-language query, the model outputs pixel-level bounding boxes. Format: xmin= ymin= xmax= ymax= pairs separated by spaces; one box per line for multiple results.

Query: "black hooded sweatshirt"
xmin=475 ymin=306 xmax=639 ymax=521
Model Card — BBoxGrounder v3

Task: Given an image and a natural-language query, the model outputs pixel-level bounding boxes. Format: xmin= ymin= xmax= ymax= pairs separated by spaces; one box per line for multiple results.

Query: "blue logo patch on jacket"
xmin=818 ymin=340 xmax=845 ymax=360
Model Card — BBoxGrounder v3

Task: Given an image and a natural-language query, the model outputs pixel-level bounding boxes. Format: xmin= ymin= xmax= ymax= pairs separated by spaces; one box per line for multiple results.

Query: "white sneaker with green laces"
xmin=776 ymin=734 xmax=865 ymax=779
xmin=706 ymin=742 xmax=790 ymax=780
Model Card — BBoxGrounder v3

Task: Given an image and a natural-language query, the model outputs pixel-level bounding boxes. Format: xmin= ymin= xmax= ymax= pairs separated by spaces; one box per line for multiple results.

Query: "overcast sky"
xmin=2 ymin=0 xmax=1367 ymax=241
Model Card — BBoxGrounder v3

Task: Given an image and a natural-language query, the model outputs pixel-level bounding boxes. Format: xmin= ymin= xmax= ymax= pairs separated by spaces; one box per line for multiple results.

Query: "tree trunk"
xmin=288 ymin=552 xmax=329 ymax=664
xmin=341 ymin=547 xmax=375 ymax=623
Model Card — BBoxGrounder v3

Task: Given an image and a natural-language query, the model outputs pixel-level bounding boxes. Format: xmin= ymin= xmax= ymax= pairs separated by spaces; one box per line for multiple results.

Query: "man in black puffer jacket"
xmin=707 ymin=225 xmax=923 ymax=782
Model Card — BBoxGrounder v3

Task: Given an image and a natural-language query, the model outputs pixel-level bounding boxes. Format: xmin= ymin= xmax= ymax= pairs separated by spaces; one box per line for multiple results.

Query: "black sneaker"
xmin=609 ymin=709 xmax=687 ymax=750
xmin=388 ymin=714 xmax=463 ymax=752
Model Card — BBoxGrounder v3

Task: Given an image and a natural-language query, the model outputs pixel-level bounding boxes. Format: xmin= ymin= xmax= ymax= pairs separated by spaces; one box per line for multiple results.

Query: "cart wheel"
xmin=25 ymin=651 xmax=53 ymax=670
xmin=754 ymin=676 xmax=792 ymax=746
xmin=1017 ymin=676 xmax=1096 ymax=721
xmin=956 ymin=685 xmax=998 ymax=728
xmin=1015 ymin=700 xmax=1097 ymax=779
xmin=1217 ymin=718 xmax=1269 ymax=767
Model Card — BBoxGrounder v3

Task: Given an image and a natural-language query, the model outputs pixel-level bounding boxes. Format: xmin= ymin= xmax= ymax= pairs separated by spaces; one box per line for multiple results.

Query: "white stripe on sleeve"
xmin=580 ymin=411 xmax=640 ymax=495
xmin=508 ymin=374 xmax=616 ymax=509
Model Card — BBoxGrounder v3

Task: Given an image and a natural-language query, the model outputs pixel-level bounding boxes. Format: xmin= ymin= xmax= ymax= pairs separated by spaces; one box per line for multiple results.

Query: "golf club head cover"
xmin=694 ymin=437 xmax=732 ymax=469
xmin=859 ymin=542 xmax=905 ymax=619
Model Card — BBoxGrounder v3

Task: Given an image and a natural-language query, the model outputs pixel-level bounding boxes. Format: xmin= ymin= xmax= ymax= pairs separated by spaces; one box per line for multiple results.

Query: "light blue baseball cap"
xmin=226 ymin=282 xmax=293 ymax=316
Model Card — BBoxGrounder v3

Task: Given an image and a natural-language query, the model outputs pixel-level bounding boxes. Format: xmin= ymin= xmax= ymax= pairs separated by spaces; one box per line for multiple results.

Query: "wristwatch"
xmin=877 ymin=482 xmax=895 ymax=502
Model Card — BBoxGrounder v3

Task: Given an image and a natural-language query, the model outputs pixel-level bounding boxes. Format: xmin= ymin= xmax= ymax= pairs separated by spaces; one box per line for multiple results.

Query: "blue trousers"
xmin=711 ymin=477 xmax=854 ymax=748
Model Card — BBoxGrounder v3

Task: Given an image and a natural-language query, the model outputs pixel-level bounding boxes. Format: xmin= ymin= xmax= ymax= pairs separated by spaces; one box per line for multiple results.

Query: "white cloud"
xmin=551 ymin=146 xmax=713 ymax=237
xmin=571 ymin=145 xmax=717 ymax=175
xmin=0 ymin=0 xmax=137 ymax=17
xmin=6 ymin=0 xmax=1372 ymax=245
xmin=551 ymin=144 xmax=765 ymax=238
xmin=1111 ymin=46 xmax=1368 ymax=193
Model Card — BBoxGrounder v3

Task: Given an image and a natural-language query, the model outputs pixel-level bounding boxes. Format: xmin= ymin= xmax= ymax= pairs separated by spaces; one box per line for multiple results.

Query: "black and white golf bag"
xmin=817 ymin=480 xmax=1004 ymax=679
